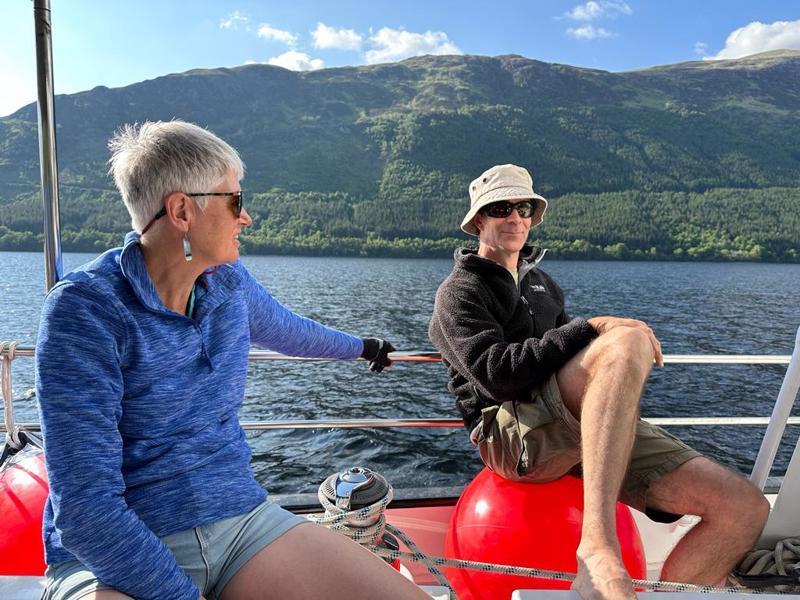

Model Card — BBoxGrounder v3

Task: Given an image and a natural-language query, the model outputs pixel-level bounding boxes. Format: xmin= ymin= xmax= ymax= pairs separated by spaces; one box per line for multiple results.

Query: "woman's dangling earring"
xmin=183 ymin=233 xmax=193 ymax=262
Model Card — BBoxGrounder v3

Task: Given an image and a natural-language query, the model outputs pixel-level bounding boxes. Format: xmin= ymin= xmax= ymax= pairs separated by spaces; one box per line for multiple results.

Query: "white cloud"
xmin=694 ymin=42 xmax=709 ymax=56
xmin=710 ymin=20 xmax=800 ymax=60
xmin=565 ymin=1 xmax=631 ymax=21
xmin=267 ymin=51 xmax=324 ymax=71
xmin=312 ymin=23 xmax=363 ymax=50
xmin=567 ymin=25 xmax=615 ymax=40
xmin=365 ymin=27 xmax=461 ymax=64
xmin=220 ymin=11 xmax=249 ymax=30
xmin=257 ymin=24 xmax=298 ymax=47
xmin=563 ymin=2 xmax=629 ymax=41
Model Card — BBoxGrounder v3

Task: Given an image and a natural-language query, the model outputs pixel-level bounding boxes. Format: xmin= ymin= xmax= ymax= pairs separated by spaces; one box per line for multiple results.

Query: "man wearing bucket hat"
xmin=429 ymin=164 xmax=769 ymax=600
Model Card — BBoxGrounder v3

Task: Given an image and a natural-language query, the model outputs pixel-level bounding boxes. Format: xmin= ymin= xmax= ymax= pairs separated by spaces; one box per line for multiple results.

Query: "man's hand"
xmin=587 ymin=316 xmax=664 ymax=367
xmin=360 ymin=338 xmax=396 ymax=373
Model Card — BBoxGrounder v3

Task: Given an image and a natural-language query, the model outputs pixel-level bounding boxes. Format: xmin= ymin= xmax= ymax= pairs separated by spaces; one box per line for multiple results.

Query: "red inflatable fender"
xmin=445 ymin=469 xmax=646 ymax=600
xmin=0 ymin=446 xmax=48 ymax=575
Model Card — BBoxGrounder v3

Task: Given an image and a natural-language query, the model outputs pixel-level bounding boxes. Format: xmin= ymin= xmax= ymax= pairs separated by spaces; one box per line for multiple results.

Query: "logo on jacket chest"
xmin=529 ymin=284 xmax=547 ymax=293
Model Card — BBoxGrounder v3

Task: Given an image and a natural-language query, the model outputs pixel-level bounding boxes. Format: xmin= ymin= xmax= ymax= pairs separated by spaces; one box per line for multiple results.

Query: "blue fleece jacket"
xmin=35 ymin=232 xmax=363 ymax=599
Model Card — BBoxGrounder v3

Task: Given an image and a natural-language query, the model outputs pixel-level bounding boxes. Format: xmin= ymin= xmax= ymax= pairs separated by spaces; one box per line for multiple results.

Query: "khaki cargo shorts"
xmin=469 ymin=374 xmax=701 ymax=519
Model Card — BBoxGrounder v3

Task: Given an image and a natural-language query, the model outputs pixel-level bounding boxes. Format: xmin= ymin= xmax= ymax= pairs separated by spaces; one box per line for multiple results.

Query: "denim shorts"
xmin=470 ymin=374 xmax=701 ymax=520
xmin=42 ymin=499 xmax=307 ymax=600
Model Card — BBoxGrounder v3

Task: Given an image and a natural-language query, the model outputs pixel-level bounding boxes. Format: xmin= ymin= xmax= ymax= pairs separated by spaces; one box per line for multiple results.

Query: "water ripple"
xmin=2 ymin=252 xmax=799 ymax=493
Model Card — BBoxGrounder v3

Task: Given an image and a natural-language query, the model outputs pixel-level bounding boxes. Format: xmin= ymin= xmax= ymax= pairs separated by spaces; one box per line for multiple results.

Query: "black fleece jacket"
xmin=428 ymin=245 xmax=598 ymax=431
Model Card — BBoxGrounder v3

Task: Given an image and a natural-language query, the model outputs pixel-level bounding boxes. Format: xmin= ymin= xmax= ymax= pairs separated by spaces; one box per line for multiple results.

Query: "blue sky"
xmin=1 ymin=0 xmax=799 ymax=117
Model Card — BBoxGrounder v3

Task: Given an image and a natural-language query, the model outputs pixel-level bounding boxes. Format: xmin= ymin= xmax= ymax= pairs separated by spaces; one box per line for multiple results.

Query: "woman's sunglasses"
xmin=481 ymin=200 xmax=534 ymax=219
xmin=141 ymin=191 xmax=245 ymax=234
xmin=186 ymin=191 xmax=244 ymax=218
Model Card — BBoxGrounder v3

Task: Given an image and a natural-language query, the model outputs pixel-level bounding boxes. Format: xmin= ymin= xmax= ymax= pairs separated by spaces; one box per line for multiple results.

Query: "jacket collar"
xmin=454 ymin=244 xmax=547 ymax=278
xmin=119 ymin=231 xmax=166 ymax=314
xmin=117 ymin=231 xmax=239 ymax=319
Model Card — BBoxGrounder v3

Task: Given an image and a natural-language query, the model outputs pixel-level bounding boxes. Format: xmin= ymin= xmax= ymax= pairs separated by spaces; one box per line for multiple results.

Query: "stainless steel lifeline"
xmin=0 ymin=345 xmax=793 ymax=363
xmin=1 ymin=344 xmax=797 ymax=440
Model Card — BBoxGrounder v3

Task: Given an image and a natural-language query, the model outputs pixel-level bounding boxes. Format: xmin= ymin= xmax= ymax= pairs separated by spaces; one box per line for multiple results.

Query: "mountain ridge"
xmin=0 ymin=51 xmax=798 ymax=260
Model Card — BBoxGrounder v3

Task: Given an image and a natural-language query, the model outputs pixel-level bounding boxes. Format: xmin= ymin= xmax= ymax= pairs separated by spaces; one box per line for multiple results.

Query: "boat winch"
xmin=318 ymin=466 xmax=399 ymax=558
xmin=314 ymin=467 xmax=454 ymax=592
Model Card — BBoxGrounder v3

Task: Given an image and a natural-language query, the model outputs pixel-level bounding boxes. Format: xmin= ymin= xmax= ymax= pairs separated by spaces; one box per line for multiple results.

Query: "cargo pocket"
xmin=512 ymin=397 xmax=556 ymax=477
xmin=516 ymin=393 xmax=581 ymax=482
xmin=472 ymin=401 xmax=536 ymax=481
xmin=470 ymin=403 xmax=508 ymax=479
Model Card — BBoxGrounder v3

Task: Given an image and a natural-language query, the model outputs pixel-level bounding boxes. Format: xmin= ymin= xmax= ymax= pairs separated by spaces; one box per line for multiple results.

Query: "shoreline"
xmin=1 ymin=246 xmax=799 ymax=265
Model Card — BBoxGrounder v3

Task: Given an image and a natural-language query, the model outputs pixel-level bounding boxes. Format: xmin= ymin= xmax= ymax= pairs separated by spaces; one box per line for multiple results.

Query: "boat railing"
xmin=3 ymin=331 xmax=800 ymax=497
xmin=1 ymin=342 xmax=797 ymax=436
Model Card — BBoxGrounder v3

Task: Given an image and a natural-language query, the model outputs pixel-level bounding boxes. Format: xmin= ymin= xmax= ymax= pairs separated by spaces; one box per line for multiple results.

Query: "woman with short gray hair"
xmin=35 ymin=120 xmax=420 ymax=600
xmin=108 ymin=120 xmax=246 ymax=233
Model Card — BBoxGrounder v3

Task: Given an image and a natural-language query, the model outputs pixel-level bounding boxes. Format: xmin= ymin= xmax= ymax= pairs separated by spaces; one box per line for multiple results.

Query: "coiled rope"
xmin=1 ymin=341 xmax=22 ymax=450
xmin=308 ymin=482 xmax=455 ymax=593
xmin=737 ymin=539 xmax=800 ymax=593
xmin=309 ymin=475 xmax=776 ymax=597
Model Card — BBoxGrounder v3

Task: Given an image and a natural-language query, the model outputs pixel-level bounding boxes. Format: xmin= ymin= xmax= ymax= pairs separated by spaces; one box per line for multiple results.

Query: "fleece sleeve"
xmin=36 ymin=283 xmax=199 ymax=600
xmin=237 ymin=264 xmax=363 ymax=359
xmin=429 ymin=278 xmax=597 ymax=402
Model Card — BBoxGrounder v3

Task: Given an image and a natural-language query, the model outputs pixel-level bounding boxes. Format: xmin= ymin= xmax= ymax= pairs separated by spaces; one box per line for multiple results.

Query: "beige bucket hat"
xmin=461 ymin=164 xmax=548 ymax=236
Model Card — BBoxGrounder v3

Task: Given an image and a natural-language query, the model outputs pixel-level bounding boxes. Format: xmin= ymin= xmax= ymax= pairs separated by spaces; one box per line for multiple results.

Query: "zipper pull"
xmin=520 ymin=294 xmax=534 ymax=317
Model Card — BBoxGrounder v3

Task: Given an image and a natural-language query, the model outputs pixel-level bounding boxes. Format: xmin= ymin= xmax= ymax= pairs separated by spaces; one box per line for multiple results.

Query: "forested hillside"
xmin=1 ymin=50 xmax=798 ymax=260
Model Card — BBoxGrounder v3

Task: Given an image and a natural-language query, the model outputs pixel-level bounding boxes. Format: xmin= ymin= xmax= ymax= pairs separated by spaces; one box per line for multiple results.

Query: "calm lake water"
xmin=1 ymin=250 xmax=799 ymax=494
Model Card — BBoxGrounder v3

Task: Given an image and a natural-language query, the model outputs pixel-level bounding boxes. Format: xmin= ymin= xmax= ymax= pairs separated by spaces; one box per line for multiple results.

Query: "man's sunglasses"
xmin=481 ymin=200 xmax=534 ymax=219
xmin=141 ymin=191 xmax=244 ymax=234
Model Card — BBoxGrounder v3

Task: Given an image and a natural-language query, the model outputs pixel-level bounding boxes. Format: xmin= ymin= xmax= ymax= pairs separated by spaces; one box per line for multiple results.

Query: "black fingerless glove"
xmin=360 ymin=338 xmax=396 ymax=373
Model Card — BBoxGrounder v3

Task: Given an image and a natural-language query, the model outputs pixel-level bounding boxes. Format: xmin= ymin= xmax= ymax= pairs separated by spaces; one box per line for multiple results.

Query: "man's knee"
xmin=694 ymin=466 xmax=769 ymax=530
xmin=557 ymin=328 xmax=653 ymax=411
xmin=598 ymin=325 xmax=652 ymax=358
xmin=710 ymin=477 xmax=770 ymax=551
xmin=725 ymin=478 xmax=769 ymax=528
xmin=588 ymin=326 xmax=653 ymax=376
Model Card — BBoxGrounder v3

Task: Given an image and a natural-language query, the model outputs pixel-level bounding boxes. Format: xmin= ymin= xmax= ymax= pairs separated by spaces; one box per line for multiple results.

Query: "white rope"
xmin=307 ymin=480 xmax=455 ymax=593
xmin=369 ymin=546 xmax=776 ymax=595
xmin=1 ymin=341 xmax=22 ymax=450
xmin=738 ymin=539 xmax=800 ymax=593
xmin=308 ymin=481 xmax=393 ymax=543
xmin=304 ymin=476 xmax=777 ymax=597
xmin=384 ymin=522 xmax=455 ymax=594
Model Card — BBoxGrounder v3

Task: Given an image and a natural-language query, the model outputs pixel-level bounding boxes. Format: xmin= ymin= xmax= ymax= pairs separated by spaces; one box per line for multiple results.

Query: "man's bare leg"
xmin=557 ymin=326 xmax=655 ymax=600
xmin=646 ymin=456 xmax=769 ymax=584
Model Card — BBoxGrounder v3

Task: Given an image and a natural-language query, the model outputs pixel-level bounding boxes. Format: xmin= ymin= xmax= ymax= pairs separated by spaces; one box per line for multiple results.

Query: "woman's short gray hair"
xmin=108 ymin=120 xmax=245 ymax=232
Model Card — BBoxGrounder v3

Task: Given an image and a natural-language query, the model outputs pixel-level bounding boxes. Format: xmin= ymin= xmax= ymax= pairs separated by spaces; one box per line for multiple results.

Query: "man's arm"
xmin=430 ymin=278 xmax=597 ymax=402
xmin=37 ymin=284 xmax=200 ymax=600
